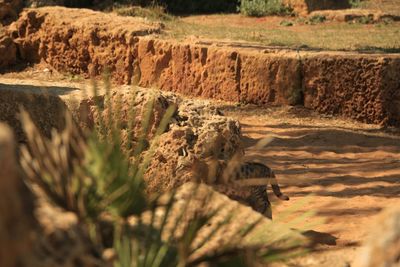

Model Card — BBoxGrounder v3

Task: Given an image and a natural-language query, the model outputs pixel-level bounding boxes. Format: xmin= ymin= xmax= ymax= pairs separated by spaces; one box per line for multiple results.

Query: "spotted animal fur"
xmin=190 ymin=156 xmax=289 ymax=219
xmin=236 ymin=162 xmax=289 ymax=219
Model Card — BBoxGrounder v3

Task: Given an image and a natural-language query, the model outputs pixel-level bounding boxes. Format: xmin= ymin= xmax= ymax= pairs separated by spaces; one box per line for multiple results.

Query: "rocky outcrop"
xmin=355 ymin=207 xmax=400 ymax=267
xmin=9 ymin=7 xmax=162 ymax=82
xmin=145 ymin=99 xmax=243 ymax=194
xmin=7 ymin=8 xmax=302 ymax=105
xmin=0 ymin=123 xmax=35 ymax=267
xmin=0 ymin=0 xmax=23 ymax=25
xmin=78 ymin=87 xmax=245 ymax=197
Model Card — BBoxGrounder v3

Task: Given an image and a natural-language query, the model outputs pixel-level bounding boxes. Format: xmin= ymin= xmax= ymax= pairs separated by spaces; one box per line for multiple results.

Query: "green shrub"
xmin=280 ymin=20 xmax=293 ymax=26
xmin=239 ymin=0 xmax=292 ymax=17
xmin=306 ymin=14 xmax=326 ymax=25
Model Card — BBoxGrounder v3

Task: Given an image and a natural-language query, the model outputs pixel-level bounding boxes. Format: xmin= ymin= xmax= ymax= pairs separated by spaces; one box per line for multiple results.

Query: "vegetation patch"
xmin=349 ymin=0 xmax=366 ymax=9
xmin=280 ymin=20 xmax=294 ymax=26
xmin=239 ymin=0 xmax=292 ymax=17
xmin=306 ymin=14 xmax=326 ymax=24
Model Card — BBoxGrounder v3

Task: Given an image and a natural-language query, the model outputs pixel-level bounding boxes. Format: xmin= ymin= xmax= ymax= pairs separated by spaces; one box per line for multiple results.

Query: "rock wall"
xmin=4 ymin=7 xmax=400 ymax=126
xmin=303 ymin=53 xmax=400 ymax=125
xmin=8 ymin=7 xmax=162 ymax=83
xmin=137 ymin=39 xmax=301 ymax=104
xmin=136 ymin=42 xmax=400 ymax=126
xmin=77 ymin=87 xmax=244 ymax=196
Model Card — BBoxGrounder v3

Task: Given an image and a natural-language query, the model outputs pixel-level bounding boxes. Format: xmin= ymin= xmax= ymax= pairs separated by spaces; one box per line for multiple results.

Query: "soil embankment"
xmin=2 ymin=7 xmax=400 ymax=126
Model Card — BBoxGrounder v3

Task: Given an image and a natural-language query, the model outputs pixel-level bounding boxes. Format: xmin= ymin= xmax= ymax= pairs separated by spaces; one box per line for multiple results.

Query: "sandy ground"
xmin=1 ymin=69 xmax=400 ymax=266
xmin=222 ymin=105 xmax=400 ymax=266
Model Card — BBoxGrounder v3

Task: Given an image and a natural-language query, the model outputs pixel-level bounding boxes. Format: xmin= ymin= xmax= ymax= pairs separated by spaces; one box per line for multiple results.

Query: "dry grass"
xmin=113 ymin=4 xmax=174 ymax=22
xmin=109 ymin=3 xmax=400 ymax=52
xmin=162 ymin=17 xmax=400 ymax=52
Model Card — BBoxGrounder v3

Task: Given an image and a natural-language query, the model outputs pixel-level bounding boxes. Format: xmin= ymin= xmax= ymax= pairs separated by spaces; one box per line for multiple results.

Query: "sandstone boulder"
xmin=79 ymin=87 xmax=244 ymax=198
xmin=145 ymin=100 xmax=243 ymax=194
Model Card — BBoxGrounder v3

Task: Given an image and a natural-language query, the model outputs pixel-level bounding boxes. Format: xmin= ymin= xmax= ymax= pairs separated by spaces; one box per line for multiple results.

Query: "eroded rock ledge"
xmin=3 ymin=7 xmax=400 ymax=126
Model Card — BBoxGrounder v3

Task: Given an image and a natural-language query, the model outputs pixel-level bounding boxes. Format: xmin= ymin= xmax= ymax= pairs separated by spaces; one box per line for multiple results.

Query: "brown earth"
xmin=2 ymin=7 xmax=400 ymax=126
xmin=222 ymin=105 xmax=400 ymax=267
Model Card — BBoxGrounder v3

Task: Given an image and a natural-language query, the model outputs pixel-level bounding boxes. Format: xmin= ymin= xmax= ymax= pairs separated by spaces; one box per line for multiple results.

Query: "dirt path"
xmin=1 ymin=72 xmax=400 ymax=266
xmin=223 ymin=106 xmax=400 ymax=266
